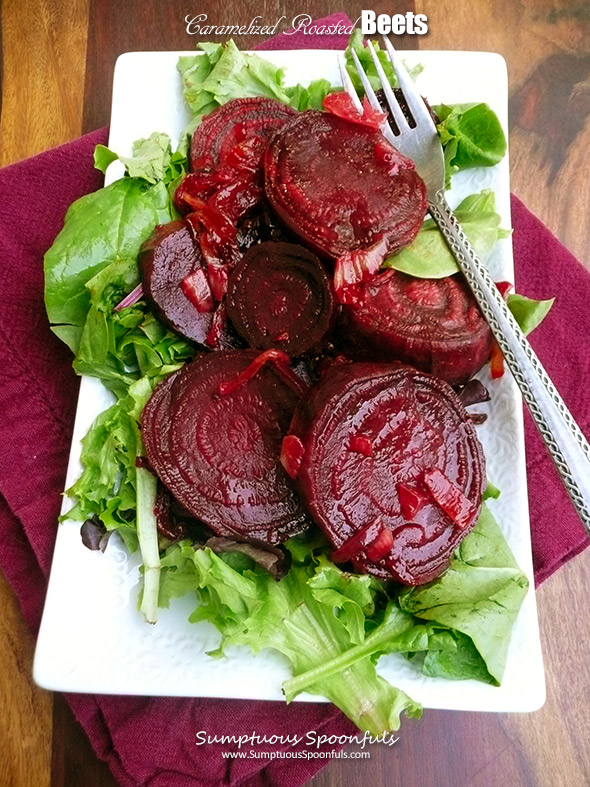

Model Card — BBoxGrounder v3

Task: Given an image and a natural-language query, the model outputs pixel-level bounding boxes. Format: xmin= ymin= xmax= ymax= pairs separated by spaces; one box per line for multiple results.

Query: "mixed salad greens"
xmin=44 ymin=34 xmax=550 ymax=733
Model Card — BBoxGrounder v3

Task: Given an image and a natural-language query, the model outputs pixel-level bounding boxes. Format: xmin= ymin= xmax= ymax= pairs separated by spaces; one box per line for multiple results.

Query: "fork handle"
xmin=428 ymin=190 xmax=590 ymax=537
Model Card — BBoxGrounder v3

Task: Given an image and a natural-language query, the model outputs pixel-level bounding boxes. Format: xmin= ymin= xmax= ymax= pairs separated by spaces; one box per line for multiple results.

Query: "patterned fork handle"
xmin=428 ymin=190 xmax=590 ymax=537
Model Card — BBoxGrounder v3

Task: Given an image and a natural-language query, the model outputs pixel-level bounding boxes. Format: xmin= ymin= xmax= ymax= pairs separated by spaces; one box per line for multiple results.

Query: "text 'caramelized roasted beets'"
xmin=264 ymin=111 xmax=427 ymax=301
xmin=226 ymin=241 xmax=335 ymax=357
xmin=339 ymin=270 xmax=493 ymax=385
xmin=142 ymin=351 xmax=308 ymax=544
xmin=288 ymin=362 xmax=485 ymax=585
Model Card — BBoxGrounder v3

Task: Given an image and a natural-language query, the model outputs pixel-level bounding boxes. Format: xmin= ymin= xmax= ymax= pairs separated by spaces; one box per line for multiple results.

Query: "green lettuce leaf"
xmin=507 ymin=293 xmax=554 ymax=336
xmin=178 ymin=40 xmax=290 ymax=113
xmin=156 ymin=503 xmax=528 ymax=731
xmin=159 ymin=536 xmax=421 ymax=733
xmin=177 ymin=40 xmax=338 ymax=125
xmin=94 ymin=132 xmax=187 ymax=186
xmin=434 ymin=102 xmax=507 ymax=183
xmin=384 ymin=190 xmax=509 ymax=278
xmin=281 ymin=507 xmax=527 ymax=691
xmin=44 ymin=178 xmax=172 ymax=334
xmin=71 ymin=256 xmax=194 ymax=397
xmin=64 ymin=376 xmax=155 ymax=550
xmin=399 ymin=504 xmax=529 ymax=685
xmin=287 ymin=78 xmax=335 ymax=111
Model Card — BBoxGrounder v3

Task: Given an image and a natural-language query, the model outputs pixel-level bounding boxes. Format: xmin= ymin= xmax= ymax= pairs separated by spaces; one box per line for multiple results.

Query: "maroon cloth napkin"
xmin=1 ymin=13 xmax=589 ymax=787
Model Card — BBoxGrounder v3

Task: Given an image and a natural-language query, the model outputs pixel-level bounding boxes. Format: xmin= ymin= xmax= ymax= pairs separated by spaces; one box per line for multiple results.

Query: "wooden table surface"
xmin=1 ymin=1 xmax=590 ymax=785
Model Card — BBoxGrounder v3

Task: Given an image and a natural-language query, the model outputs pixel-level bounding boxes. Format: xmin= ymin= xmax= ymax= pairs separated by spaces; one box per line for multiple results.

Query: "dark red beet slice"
xmin=226 ymin=242 xmax=335 ymax=356
xmin=288 ymin=362 xmax=485 ymax=585
xmin=190 ymin=97 xmax=297 ymax=171
xmin=339 ymin=270 xmax=493 ymax=386
xmin=264 ymin=111 xmax=427 ymax=301
xmin=139 ymin=220 xmax=238 ymax=349
xmin=175 ymin=99 xmax=297 ymax=304
xmin=141 ymin=350 xmax=308 ymax=544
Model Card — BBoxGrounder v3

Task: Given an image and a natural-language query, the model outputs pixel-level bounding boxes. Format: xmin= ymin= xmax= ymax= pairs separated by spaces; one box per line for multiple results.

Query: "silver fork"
xmin=344 ymin=39 xmax=590 ymax=537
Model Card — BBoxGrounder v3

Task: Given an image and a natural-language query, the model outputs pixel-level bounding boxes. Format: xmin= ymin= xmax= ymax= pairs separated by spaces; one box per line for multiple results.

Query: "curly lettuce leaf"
xmin=94 ymin=132 xmax=187 ymax=186
xmin=64 ymin=376 xmax=154 ymax=550
xmin=178 ymin=40 xmax=290 ymax=113
xmin=159 ymin=536 xmax=421 ymax=733
xmin=177 ymin=40 xmax=338 ymax=124
xmin=384 ymin=190 xmax=510 ymax=278
xmin=71 ymin=256 xmax=194 ymax=397
xmin=287 ymin=78 xmax=334 ymax=111
xmin=156 ymin=503 xmax=528 ymax=731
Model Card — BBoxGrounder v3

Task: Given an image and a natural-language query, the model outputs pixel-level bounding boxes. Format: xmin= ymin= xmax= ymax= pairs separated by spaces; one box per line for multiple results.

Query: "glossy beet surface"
xmin=289 ymin=362 xmax=486 ymax=584
xmin=190 ymin=97 xmax=297 ymax=171
xmin=142 ymin=351 xmax=308 ymax=543
xmin=139 ymin=220 xmax=237 ymax=348
xmin=264 ymin=111 xmax=427 ymax=298
xmin=339 ymin=270 xmax=493 ymax=386
xmin=226 ymin=242 xmax=335 ymax=356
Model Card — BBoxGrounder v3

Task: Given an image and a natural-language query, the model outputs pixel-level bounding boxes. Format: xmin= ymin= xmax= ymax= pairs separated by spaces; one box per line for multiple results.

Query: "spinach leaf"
xmin=399 ymin=504 xmax=529 ymax=685
xmin=44 ymin=178 xmax=171 ymax=334
xmin=384 ymin=190 xmax=509 ymax=278
xmin=435 ymin=102 xmax=507 ymax=183
xmin=507 ymin=293 xmax=554 ymax=336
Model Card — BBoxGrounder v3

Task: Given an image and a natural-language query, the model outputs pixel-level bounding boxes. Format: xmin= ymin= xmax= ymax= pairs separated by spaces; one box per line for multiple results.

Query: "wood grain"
xmin=0 ymin=0 xmax=89 ymax=166
xmin=1 ymin=1 xmax=590 ymax=786
xmin=0 ymin=572 xmax=52 ymax=787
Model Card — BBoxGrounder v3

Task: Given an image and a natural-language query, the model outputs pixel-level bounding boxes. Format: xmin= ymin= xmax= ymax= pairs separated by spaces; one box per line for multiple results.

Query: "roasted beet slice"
xmin=288 ymin=362 xmax=485 ymax=585
xmin=264 ymin=111 xmax=427 ymax=301
xmin=190 ymin=97 xmax=297 ymax=171
xmin=139 ymin=220 xmax=237 ymax=348
xmin=339 ymin=270 xmax=493 ymax=386
xmin=142 ymin=350 xmax=308 ymax=544
xmin=226 ymin=242 xmax=335 ymax=356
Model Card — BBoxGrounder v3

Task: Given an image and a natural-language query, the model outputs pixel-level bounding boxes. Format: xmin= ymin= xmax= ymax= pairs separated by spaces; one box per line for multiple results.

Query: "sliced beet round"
xmin=264 ymin=111 xmax=427 ymax=298
xmin=226 ymin=241 xmax=335 ymax=356
xmin=139 ymin=220 xmax=238 ymax=348
xmin=141 ymin=350 xmax=309 ymax=544
xmin=190 ymin=97 xmax=297 ymax=171
xmin=339 ymin=270 xmax=493 ymax=386
xmin=289 ymin=362 xmax=485 ymax=585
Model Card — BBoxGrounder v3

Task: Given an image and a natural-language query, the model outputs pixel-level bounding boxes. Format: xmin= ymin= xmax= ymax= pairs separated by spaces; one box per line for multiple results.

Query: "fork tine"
xmin=366 ymin=41 xmax=410 ymax=134
xmin=337 ymin=55 xmax=363 ymax=114
xmin=381 ymin=36 xmax=436 ymax=131
xmin=349 ymin=48 xmax=383 ymax=113
xmin=338 ymin=55 xmax=363 ymax=115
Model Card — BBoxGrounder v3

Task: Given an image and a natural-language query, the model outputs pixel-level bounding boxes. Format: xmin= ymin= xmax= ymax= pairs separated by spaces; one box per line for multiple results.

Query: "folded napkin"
xmin=0 ymin=12 xmax=588 ymax=787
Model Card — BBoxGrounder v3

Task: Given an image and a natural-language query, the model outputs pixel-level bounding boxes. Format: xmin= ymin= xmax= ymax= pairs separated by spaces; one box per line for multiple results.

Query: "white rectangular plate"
xmin=34 ymin=49 xmax=545 ymax=712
